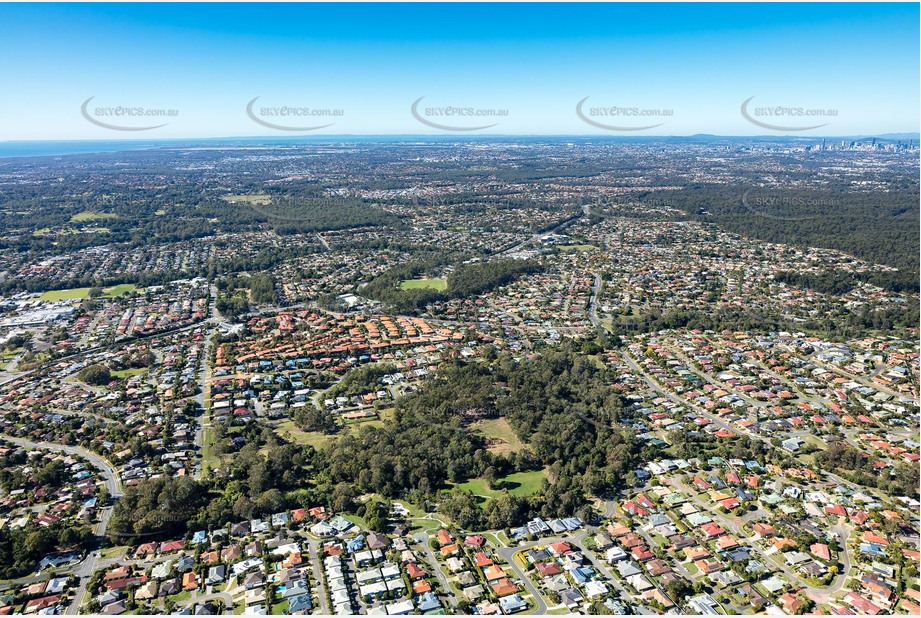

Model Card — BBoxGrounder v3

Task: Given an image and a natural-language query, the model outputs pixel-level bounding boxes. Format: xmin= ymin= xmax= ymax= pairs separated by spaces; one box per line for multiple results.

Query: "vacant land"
xmin=399 ymin=277 xmax=447 ymax=291
xmin=472 ymin=417 xmax=527 ymax=454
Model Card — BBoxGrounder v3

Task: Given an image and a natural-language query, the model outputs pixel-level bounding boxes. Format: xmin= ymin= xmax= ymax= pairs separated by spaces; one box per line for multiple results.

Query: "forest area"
xmin=654 ymin=184 xmax=919 ymax=292
xmin=106 ymin=345 xmax=652 ymax=540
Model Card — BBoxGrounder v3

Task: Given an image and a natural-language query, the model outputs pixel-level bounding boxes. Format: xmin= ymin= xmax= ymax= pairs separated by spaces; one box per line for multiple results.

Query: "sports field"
xmin=399 ymin=277 xmax=447 ymax=291
xmin=39 ymin=284 xmax=138 ymax=301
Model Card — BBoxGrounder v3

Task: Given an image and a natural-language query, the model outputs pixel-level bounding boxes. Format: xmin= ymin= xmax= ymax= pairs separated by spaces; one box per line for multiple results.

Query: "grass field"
xmin=272 ymin=420 xmax=335 ymax=449
xmin=399 ymin=277 xmax=447 ymax=291
xmin=39 ymin=284 xmax=137 ymax=301
xmin=104 ymin=284 xmax=138 ymax=296
xmin=273 ymin=411 xmax=393 ymax=450
xmin=471 ymin=418 xmax=527 ymax=454
xmin=111 ymin=367 xmax=147 ymax=379
xmin=222 ymin=194 xmax=272 ymax=204
xmin=70 ymin=211 xmax=117 ymax=222
xmin=558 ymin=244 xmax=598 ymax=253
xmin=100 ymin=545 xmax=127 ymax=559
xmin=455 ymin=469 xmax=547 ymax=499
xmin=359 ymin=493 xmax=427 ymax=519
xmin=201 ymin=423 xmax=220 ymax=473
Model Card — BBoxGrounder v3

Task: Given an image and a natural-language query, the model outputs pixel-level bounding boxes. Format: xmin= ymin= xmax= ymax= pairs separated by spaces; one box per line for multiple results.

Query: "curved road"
xmin=0 ymin=435 xmax=121 ymax=497
xmin=411 ymin=532 xmax=458 ymax=608
xmin=0 ymin=435 xmax=123 ymax=614
xmin=176 ymin=591 xmax=234 ymax=612
xmin=668 ymin=475 xmax=852 ymax=602
xmin=496 ymin=532 xmax=657 ymax=616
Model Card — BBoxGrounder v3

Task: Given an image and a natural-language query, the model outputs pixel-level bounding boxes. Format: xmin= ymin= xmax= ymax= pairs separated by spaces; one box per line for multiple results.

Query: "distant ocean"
xmin=0 ymin=136 xmax=452 ymax=159
xmin=0 ymin=140 xmax=166 ymax=158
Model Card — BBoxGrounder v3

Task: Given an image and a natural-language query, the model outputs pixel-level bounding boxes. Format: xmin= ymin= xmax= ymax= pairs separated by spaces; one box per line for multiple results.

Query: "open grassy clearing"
xmin=558 ymin=244 xmax=598 ymax=253
xmin=272 ymin=411 xmax=394 ymax=449
xmin=471 ymin=417 xmax=527 ymax=454
xmin=399 ymin=277 xmax=447 ymax=291
xmin=39 ymin=288 xmax=92 ymax=301
xmin=39 ymin=283 xmax=138 ymax=301
xmin=111 ymin=367 xmax=147 ymax=379
xmin=222 ymin=194 xmax=272 ymax=204
xmin=358 ymin=493 xmax=427 ymax=518
xmin=100 ymin=545 xmax=127 ymax=559
xmin=105 ymin=283 xmax=138 ymax=296
xmin=272 ymin=420 xmax=336 ymax=449
xmin=70 ymin=211 xmax=117 ymax=222
xmin=454 ymin=469 xmax=547 ymax=499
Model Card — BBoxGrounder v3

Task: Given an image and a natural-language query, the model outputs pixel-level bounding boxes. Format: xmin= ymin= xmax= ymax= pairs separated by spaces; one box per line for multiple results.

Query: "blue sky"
xmin=0 ymin=3 xmax=918 ymax=139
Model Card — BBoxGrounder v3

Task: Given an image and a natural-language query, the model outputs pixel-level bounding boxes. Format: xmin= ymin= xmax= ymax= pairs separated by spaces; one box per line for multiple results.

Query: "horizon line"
xmin=4 ymin=132 xmax=919 ymax=145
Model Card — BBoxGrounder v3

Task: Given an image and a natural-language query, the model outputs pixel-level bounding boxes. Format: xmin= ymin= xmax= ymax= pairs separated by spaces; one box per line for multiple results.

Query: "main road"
xmin=588 ymin=273 xmax=604 ymax=330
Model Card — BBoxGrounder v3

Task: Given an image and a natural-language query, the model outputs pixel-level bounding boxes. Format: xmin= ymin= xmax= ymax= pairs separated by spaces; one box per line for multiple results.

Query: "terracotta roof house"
xmin=810 ymin=543 xmax=831 ymax=562
xmin=491 ymin=578 xmax=519 ymax=597
xmin=483 ymin=565 xmax=506 ymax=581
